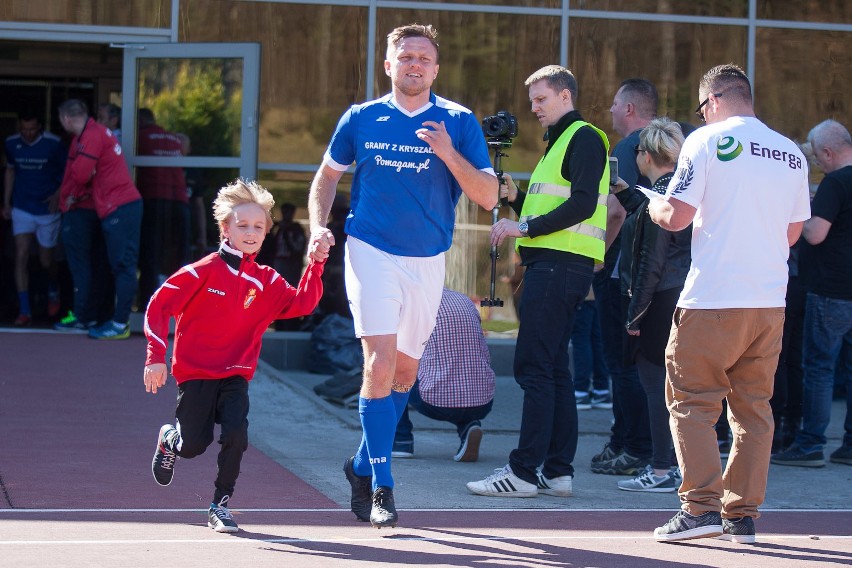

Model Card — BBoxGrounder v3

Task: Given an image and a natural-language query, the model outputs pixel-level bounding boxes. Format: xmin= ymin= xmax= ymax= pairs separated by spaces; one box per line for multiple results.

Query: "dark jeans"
xmin=636 ymin=354 xmax=675 ymax=470
xmin=101 ymin=200 xmax=142 ymax=324
xmin=394 ymin=382 xmax=493 ymax=442
xmin=571 ymin=299 xmax=609 ymax=392
xmin=175 ymin=377 xmax=250 ymax=505
xmin=592 ymin=266 xmax=651 ymax=457
xmin=797 ymin=293 xmax=852 ymax=450
xmin=771 ymin=275 xmax=807 ymax=428
xmin=509 ymin=259 xmax=593 ymax=484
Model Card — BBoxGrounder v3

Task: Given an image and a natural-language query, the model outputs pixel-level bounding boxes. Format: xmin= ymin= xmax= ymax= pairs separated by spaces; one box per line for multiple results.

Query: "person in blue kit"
xmin=307 ymin=23 xmax=498 ymax=528
xmin=3 ymin=111 xmax=66 ymax=326
xmin=467 ymin=65 xmax=609 ymax=499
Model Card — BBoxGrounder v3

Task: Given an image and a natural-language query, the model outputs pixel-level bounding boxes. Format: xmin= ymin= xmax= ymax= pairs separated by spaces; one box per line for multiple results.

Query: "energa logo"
xmin=716 ymin=136 xmax=743 ymax=161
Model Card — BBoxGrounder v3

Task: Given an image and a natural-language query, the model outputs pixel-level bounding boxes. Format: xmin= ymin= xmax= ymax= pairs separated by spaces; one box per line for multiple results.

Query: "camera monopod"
xmin=481 ymin=140 xmax=509 ymax=308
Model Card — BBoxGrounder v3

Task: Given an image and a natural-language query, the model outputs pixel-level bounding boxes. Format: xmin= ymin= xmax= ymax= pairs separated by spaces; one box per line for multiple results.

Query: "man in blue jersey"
xmin=308 ymin=23 xmax=498 ymax=528
xmin=3 ymin=112 xmax=66 ymax=326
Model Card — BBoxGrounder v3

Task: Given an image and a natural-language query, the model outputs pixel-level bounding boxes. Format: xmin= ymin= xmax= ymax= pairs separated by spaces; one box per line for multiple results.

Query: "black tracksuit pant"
xmin=172 ymin=376 xmax=249 ymax=505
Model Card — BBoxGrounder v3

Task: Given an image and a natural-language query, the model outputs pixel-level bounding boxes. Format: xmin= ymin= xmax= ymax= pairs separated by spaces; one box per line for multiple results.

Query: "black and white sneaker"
xmin=208 ymin=495 xmax=239 ymax=533
xmin=343 ymin=456 xmax=372 ymax=522
xmin=536 ymin=470 xmax=573 ymax=497
xmin=466 ymin=464 xmax=538 ymax=497
xmin=152 ymin=424 xmax=178 ymax=486
xmin=454 ymin=424 xmax=483 ymax=462
xmin=717 ymin=516 xmax=756 ymax=544
xmin=654 ymin=510 xmax=723 ymax=542
xmin=369 ymin=486 xmax=398 ymax=528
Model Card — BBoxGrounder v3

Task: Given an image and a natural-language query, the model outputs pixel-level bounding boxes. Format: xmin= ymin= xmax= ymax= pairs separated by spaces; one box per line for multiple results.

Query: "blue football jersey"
xmin=325 ymin=92 xmax=493 ymax=257
xmin=5 ymin=132 xmax=66 ymax=216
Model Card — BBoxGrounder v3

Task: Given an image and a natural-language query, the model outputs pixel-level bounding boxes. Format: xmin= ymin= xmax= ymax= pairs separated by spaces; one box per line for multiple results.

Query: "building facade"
xmin=1 ymin=0 xmax=850 ymax=316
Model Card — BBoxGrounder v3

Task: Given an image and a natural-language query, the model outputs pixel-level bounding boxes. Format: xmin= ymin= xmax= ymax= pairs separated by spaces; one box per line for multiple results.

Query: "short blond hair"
xmin=212 ymin=179 xmax=275 ymax=240
xmin=639 ymin=117 xmax=685 ymax=168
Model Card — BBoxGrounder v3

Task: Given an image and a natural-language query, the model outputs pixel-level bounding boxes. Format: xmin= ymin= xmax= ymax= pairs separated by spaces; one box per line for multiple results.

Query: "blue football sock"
xmin=352 ymin=390 xmax=410 ymax=477
xmin=391 ymin=389 xmax=411 ymax=424
xmin=17 ymin=291 xmax=30 ymax=315
xmin=359 ymin=395 xmax=396 ymax=490
xmin=352 ymin=434 xmax=371 ymax=477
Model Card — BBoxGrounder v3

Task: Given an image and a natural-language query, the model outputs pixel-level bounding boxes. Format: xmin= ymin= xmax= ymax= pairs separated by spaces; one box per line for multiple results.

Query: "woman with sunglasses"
xmin=616 ymin=117 xmax=692 ymax=493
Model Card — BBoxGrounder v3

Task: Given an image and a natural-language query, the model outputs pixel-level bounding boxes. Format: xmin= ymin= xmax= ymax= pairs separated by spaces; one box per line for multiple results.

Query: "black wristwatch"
xmin=518 ymin=221 xmax=529 ymax=237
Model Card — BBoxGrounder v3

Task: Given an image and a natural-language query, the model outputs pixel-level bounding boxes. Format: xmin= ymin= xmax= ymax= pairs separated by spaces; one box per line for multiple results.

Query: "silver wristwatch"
xmin=518 ymin=221 xmax=529 ymax=236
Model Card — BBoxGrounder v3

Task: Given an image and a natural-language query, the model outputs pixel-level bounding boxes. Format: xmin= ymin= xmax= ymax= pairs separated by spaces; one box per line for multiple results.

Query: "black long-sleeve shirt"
xmin=511 ymin=110 xmax=607 ymax=266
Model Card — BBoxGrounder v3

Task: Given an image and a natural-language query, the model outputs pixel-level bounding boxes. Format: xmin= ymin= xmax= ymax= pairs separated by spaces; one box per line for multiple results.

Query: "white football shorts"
xmin=344 ymin=236 xmax=444 ymax=359
xmin=11 ymin=207 xmax=61 ymax=247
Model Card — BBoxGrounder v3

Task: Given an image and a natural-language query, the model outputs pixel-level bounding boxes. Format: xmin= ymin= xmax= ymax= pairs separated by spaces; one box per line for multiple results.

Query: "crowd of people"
xmin=2 ymin=21 xmax=849 ymax=543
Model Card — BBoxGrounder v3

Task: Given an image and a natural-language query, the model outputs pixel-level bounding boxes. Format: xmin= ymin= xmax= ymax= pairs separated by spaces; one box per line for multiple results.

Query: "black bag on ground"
xmin=308 ymin=314 xmax=364 ymax=374
xmin=313 ymin=366 xmax=362 ymax=407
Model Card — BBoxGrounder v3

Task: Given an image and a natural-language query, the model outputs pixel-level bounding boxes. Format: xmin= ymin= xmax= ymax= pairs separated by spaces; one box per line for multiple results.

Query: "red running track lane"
xmin=0 ymin=332 xmax=337 ymax=510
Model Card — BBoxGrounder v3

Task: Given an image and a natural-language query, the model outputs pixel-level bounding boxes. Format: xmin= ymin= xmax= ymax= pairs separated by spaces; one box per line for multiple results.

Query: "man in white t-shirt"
xmin=646 ymin=64 xmax=811 ymax=543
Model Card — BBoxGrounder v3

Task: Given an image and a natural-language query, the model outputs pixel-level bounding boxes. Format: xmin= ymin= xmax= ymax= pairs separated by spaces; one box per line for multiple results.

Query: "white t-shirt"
xmin=664 ymin=116 xmax=811 ymax=309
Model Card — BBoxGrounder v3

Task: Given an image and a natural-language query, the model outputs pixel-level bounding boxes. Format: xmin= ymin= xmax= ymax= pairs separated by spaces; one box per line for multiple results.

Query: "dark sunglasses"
xmin=695 ymin=92 xmax=724 ymax=122
xmin=633 ymin=144 xmax=647 ymax=156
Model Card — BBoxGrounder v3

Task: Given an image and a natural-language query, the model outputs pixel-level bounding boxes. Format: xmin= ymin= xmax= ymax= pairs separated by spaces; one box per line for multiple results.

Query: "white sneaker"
xmin=617 ymin=465 xmax=678 ymax=493
xmin=536 ymin=471 xmax=573 ymax=496
xmin=466 ymin=464 xmax=538 ymax=497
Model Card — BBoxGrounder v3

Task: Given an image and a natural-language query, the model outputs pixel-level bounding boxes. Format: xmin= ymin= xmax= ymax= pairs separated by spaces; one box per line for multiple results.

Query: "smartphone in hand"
xmin=608 ymin=156 xmax=618 ymax=186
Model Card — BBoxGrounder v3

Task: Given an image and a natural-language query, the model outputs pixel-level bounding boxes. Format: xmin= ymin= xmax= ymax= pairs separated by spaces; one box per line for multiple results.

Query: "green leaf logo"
xmin=717 ymin=136 xmax=743 ymax=161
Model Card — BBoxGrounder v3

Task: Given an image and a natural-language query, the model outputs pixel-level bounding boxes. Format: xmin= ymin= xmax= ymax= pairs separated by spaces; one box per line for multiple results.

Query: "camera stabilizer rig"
xmin=480 ymin=111 xmax=518 ymax=308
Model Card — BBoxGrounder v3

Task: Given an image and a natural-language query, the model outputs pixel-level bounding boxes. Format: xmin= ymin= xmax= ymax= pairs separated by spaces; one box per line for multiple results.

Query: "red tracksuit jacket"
xmin=145 ymin=240 xmax=324 ymax=384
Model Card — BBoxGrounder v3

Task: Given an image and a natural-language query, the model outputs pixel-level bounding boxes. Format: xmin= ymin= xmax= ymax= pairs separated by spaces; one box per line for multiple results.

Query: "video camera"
xmin=482 ymin=110 xmax=518 ymax=147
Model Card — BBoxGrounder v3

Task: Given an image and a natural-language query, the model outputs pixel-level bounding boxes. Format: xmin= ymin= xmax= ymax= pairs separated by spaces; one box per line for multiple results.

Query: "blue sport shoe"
xmin=88 ymin=320 xmax=130 ymax=340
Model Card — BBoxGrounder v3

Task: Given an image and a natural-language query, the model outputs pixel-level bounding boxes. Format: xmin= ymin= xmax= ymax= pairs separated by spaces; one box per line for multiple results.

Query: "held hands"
xmin=308 ymin=228 xmax=335 ymax=262
xmin=491 ymin=217 xmax=523 ymax=247
xmin=144 ymin=363 xmax=168 ymax=394
xmin=499 ymin=174 xmax=519 ymax=203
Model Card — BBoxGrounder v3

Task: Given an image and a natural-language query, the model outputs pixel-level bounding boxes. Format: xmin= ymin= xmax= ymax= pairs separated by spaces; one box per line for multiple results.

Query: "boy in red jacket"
xmin=143 ymin=179 xmax=325 ymax=533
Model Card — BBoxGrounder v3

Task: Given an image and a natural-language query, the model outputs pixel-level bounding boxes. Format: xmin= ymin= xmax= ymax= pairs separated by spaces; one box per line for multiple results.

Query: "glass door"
xmin=121 ymin=42 xmax=260 ymax=260
xmin=122 ymin=42 xmax=260 ymax=179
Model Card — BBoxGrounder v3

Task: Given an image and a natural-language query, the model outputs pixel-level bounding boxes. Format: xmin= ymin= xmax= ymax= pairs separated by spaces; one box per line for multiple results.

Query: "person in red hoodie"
xmin=143 ymin=179 xmax=326 ymax=533
xmin=58 ymin=98 xmax=143 ymax=339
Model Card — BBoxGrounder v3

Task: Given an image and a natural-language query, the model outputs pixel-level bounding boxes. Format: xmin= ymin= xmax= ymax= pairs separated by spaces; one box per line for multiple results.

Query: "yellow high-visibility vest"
xmin=516 ymin=120 xmax=609 ymax=263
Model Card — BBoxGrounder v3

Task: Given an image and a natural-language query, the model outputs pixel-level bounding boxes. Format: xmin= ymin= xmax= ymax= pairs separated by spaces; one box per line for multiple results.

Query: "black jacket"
xmin=619 ymin=172 xmax=692 ymax=331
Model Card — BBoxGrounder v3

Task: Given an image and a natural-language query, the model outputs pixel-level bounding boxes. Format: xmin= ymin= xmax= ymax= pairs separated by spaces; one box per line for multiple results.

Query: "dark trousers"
xmin=174 ymin=377 xmax=250 ymax=504
xmin=61 ymin=208 xmax=114 ymax=324
xmin=509 ymin=259 xmax=593 ymax=483
xmin=592 ymin=266 xmax=651 ymax=457
xmin=771 ymin=275 xmax=807 ymax=429
xmin=101 ymin=200 xmax=142 ymax=323
xmin=571 ymin=299 xmax=609 ymax=392
xmin=395 ymin=381 xmax=493 ymax=441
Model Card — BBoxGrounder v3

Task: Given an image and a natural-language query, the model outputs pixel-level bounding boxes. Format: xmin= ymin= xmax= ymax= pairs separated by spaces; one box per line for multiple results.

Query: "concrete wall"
xmin=259 ymin=331 xmax=516 ymax=376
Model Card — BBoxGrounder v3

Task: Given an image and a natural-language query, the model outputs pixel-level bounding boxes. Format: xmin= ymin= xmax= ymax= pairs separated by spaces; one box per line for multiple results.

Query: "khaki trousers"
xmin=665 ymin=307 xmax=784 ymax=519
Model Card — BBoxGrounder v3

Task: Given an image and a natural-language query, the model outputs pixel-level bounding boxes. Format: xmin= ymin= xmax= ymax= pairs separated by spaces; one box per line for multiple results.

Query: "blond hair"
xmin=639 ymin=117 xmax=685 ymax=168
xmin=212 ymin=179 xmax=275 ymax=240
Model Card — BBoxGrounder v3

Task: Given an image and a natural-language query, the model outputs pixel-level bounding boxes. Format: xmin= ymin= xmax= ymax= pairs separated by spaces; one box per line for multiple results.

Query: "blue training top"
xmin=5 ymin=132 xmax=66 ymax=216
xmin=324 ymin=92 xmax=493 ymax=257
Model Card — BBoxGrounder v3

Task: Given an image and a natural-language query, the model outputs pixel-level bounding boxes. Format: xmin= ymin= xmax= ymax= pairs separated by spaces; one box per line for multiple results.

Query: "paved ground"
xmin=0 ymin=330 xmax=850 ymax=567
